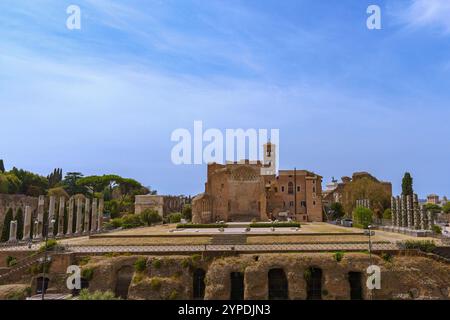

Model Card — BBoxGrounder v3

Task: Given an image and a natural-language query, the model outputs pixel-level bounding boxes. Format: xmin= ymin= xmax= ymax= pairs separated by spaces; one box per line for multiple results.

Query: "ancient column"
xmin=35 ymin=195 xmax=45 ymax=240
xmin=83 ymin=198 xmax=90 ymax=234
xmin=91 ymin=198 xmax=98 ymax=232
xmin=76 ymin=197 xmax=83 ymax=235
xmin=406 ymin=195 xmax=412 ymax=229
xmin=401 ymin=196 xmax=407 ymax=228
xmin=395 ymin=196 xmax=402 ymax=228
xmin=8 ymin=220 xmax=17 ymax=242
xmin=57 ymin=197 xmax=65 ymax=237
xmin=391 ymin=197 xmax=397 ymax=227
xmin=427 ymin=211 xmax=434 ymax=231
xmin=22 ymin=206 xmax=32 ymax=241
xmin=97 ymin=198 xmax=104 ymax=232
xmin=413 ymin=194 xmax=420 ymax=230
xmin=48 ymin=195 xmax=56 ymax=236
xmin=67 ymin=197 xmax=74 ymax=236
xmin=420 ymin=206 xmax=426 ymax=230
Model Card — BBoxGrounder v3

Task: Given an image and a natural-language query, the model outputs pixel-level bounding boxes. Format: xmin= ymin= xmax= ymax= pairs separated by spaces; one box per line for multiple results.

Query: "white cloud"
xmin=398 ymin=0 xmax=450 ymax=34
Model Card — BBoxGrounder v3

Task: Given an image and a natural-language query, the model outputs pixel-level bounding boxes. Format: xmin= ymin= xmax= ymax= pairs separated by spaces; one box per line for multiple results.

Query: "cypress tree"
xmin=402 ymin=172 xmax=414 ymax=196
xmin=1 ymin=208 xmax=13 ymax=242
xmin=15 ymin=208 xmax=24 ymax=240
xmin=0 ymin=159 xmax=5 ymax=173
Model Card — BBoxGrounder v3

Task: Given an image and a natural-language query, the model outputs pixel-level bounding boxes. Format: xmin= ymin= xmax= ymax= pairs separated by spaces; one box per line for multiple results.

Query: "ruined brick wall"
xmin=0 ymin=194 xmax=38 ymax=231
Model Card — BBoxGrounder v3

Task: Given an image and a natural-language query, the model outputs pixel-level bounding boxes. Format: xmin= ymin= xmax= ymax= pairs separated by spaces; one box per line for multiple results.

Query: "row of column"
xmin=8 ymin=195 xmax=104 ymax=242
xmin=391 ymin=194 xmax=434 ymax=231
xmin=355 ymin=199 xmax=370 ymax=209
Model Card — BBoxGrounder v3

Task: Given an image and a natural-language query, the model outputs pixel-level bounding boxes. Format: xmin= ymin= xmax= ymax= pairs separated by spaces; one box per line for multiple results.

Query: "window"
xmin=348 ymin=272 xmax=363 ymax=300
xmin=306 ymin=267 xmax=322 ymax=300
xmin=297 ymin=186 xmax=300 ymax=192
xmin=301 ymin=201 xmax=306 ymax=207
xmin=274 ymin=187 xmax=278 ymax=193
xmin=313 ymin=187 xmax=316 ymax=193
xmin=268 ymin=269 xmax=288 ymax=300
xmin=281 ymin=186 xmax=285 ymax=192
xmin=288 ymin=182 xmax=294 ymax=194
xmin=230 ymin=272 xmax=244 ymax=300
xmin=193 ymin=269 xmax=206 ymax=300
xmin=313 ymin=201 xmax=316 ymax=206
xmin=289 ymin=201 xmax=294 ymax=207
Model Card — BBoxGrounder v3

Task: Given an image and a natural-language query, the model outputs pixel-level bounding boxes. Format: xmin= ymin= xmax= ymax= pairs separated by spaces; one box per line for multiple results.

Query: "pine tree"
xmin=15 ymin=208 xmax=24 ymax=240
xmin=402 ymin=172 xmax=414 ymax=196
xmin=0 ymin=159 xmax=5 ymax=173
xmin=1 ymin=208 xmax=14 ymax=242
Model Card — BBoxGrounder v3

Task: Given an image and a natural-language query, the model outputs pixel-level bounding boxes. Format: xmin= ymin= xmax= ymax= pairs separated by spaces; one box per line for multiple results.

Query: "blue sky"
xmin=1 ymin=0 xmax=449 ymax=198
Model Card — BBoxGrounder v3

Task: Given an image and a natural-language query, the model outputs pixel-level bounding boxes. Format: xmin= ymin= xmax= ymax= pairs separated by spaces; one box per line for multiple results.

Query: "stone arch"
xmin=348 ymin=272 xmax=363 ymax=300
xmin=115 ymin=265 xmax=134 ymax=299
xmin=306 ymin=267 xmax=322 ymax=300
xmin=230 ymin=272 xmax=244 ymax=300
xmin=36 ymin=276 xmax=50 ymax=294
xmin=193 ymin=268 xmax=206 ymax=300
xmin=268 ymin=268 xmax=288 ymax=300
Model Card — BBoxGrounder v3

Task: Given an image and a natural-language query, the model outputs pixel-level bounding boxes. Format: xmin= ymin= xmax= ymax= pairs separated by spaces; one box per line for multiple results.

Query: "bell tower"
xmin=261 ymin=141 xmax=276 ymax=175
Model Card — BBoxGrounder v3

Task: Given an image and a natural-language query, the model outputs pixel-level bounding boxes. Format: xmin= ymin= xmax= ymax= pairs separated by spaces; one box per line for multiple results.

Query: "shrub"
xmin=81 ymin=267 xmax=94 ymax=281
xmin=383 ymin=209 xmax=392 ymax=220
xmin=152 ymin=259 xmax=162 ymax=269
xmin=381 ymin=252 xmax=393 ymax=263
xmin=402 ymin=240 xmax=436 ymax=253
xmin=134 ymin=257 xmax=147 ymax=272
xmin=38 ymin=239 xmax=59 ymax=253
xmin=352 ymin=207 xmax=373 ymax=229
xmin=140 ymin=209 xmax=162 ymax=226
xmin=443 ymin=202 xmax=450 ymax=214
xmin=333 ymin=251 xmax=344 ymax=262
xmin=133 ymin=273 xmax=144 ymax=284
xmin=6 ymin=256 xmax=17 ymax=267
xmin=177 ymin=223 xmax=228 ymax=229
xmin=432 ymin=225 xmax=442 ymax=235
xmin=121 ymin=214 xmax=144 ymax=229
xmin=181 ymin=204 xmax=192 ymax=221
xmin=250 ymin=222 xmax=301 ymax=228
xmin=78 ymin=256 xmax=91 ymax=266
xmin=168 ymin=290 xmax=178 ymax=300
xmin=109 ymin=218 xmax=123 ymax=229
xmin=150 ymin=278 xmax=162 ymax=291
xmin=79 ymin=289 xmax=120 ymax=300
xmin=168 ymin=212 xmax=182 ymax=224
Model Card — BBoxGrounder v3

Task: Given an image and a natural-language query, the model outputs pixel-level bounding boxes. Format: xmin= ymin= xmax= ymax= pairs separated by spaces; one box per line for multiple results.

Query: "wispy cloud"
xmin=395 ymin=0 xmax=450 ymax=34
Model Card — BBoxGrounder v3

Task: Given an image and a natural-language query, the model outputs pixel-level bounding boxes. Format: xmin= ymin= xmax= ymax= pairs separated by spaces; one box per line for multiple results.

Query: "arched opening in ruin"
xmin=193 ymin=268 xmax=206 ymax=300
xmin=115 ymin=266 xmax=134 ymax=300
xmin=306 ymin=267 xmax=322 ymax=300
xmin=35 ymin=277 xmax=49 ymax=294
xmin=71 ymin=278 xmax=90 ymax=296
xmin=268 ymin=268 xmax=288 ymax=300
xmin=348 ymin=272 xmax=363 ymax=300
xmin=230 ymin=272 xmax=244 ymax=300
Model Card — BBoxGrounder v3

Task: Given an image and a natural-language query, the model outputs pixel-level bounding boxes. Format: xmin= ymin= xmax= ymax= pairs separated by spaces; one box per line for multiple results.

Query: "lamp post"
xmin=41 ymin=217 xmax=55 ymax=300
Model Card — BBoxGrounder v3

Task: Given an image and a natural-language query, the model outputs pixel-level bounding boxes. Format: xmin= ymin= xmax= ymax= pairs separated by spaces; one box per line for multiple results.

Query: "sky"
xmin=0 ymin=0 xmax=449 ymax=198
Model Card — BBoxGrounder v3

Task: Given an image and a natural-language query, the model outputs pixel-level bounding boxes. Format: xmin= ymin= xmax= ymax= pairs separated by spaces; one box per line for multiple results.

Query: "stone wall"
xmin=0 ymin=194 xmax=38 ymax=231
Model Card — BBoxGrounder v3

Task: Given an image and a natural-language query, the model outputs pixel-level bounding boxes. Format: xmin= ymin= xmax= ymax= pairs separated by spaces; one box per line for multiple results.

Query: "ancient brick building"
xmin=192 ymin=143 xmax=323 ymax=223
xmin=134 ymin=195 xmax=190 ymax=218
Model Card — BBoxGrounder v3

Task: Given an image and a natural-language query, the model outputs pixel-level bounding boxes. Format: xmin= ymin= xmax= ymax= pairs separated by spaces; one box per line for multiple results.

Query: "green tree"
xmin=9 ymin=167 xmax=48 ymax=196
xmin=1 ymin=208 xmax=14 ymax=242
xmin=47 ymin=168 xmax=63 ymax=188
xmin=15 ymin=208 xmax=24 ymax=240
xmin=423 ymin=203 xmax=442 ymax=214
xmin=63 ymin=172 xmax=87 ymax=195
xmin=140 ymin=209 xmax=162 ymax=226
xmin=402 ymin=172 xmax=413 ymax=196
xmin=383 ymin=208 xmax=392 ymax=219
xmin=352 ymin=206 xmax=374 ymax=229
xmin=182 ymin=204 xmax=192 ymax=221
xmin=329 ymin=203 xmax=345 ymax=220
xmin=0 ymin=159 xmax=5 ymax=173
xmin=443 ymin=202 xmax=450 ymax=214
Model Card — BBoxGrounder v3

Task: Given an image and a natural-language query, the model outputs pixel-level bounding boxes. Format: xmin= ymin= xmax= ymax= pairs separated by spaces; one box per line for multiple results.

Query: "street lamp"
xmin=41 ymin=218 xmax=56 ymax=300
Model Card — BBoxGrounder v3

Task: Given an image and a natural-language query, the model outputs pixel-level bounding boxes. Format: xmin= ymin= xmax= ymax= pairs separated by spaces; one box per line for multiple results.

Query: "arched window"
xmin=348 ymin=272 xmax=363 ymax=300
xmin=268 ymin=268 xmax=288 ymax=300
xmin=115 ymin=266 xmax=134 ymax=300
xmin=193 ymin=268 xmax=206 ymax=300
xmin=230 ymin=272 xmax=244 ymax=300
xmin=288 ymin=182 xmax=294 ymax=194
xmin=306 ymin=267 xmax=322 ymax=300
xmin=36 ymin=277 xmax=49 ymax=294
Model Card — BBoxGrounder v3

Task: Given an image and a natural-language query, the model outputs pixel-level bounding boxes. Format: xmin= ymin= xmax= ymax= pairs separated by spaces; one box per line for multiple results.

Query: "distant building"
xmin=134 ymin=195 xmax=190 ymax=218
xmin=426 ymin=194 xmax=448 ymax=206
xmin=192 ymin=142 xmax=323 ymax=223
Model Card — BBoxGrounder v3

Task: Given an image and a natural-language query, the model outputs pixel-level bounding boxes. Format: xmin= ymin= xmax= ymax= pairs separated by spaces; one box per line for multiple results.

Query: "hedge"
xmin=176 ymin=223 xmax=228 ymax=229
xmin=250 ymin=222 xmax=301 ymax=228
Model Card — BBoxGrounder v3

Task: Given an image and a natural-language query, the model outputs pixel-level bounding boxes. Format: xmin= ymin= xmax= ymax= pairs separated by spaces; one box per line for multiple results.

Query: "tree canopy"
xmin=402 ymin=172 xmax=413 ymax=196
